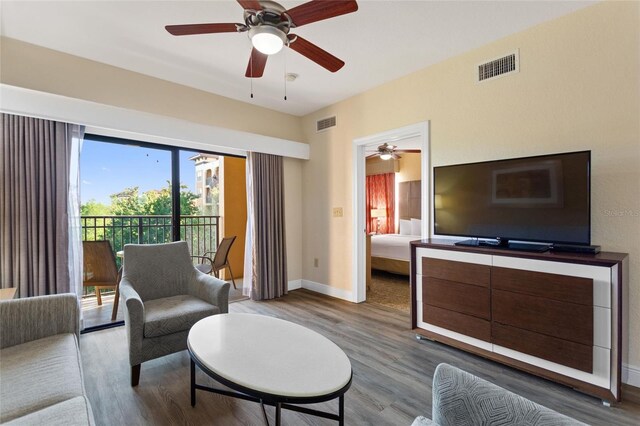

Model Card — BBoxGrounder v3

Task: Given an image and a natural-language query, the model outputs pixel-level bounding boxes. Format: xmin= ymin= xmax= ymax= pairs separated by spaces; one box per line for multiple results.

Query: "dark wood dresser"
xmin=410 ymin=239 xmax=628 ymax=403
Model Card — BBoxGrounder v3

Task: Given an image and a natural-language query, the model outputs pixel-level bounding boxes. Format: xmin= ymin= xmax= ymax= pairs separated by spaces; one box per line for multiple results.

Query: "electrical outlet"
xmin=332 ymin=207 xmax=343 ymax=217
xmin=314 ymin=258 xmax=319 ymax=268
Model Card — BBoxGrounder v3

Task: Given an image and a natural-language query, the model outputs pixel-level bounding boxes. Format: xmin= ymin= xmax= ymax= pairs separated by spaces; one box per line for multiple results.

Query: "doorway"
xmin=351 ymin=122 xmax=430 ymax=304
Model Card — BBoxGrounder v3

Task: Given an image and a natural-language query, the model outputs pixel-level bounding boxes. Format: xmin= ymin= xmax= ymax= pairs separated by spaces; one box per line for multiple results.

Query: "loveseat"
xmin=412 ymin=363 xmax=585 ymax=426
xmin=0 ymin=294 xmax=95 ymax=425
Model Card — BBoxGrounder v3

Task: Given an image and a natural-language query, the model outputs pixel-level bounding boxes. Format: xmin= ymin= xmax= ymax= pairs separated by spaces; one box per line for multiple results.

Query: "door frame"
xmin=351 ymin=121 xmax=430 ymax=303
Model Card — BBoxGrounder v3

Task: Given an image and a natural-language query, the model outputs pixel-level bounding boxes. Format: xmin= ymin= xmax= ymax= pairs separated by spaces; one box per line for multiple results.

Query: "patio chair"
xmin=120 ymin=241 xmax=230 ymax=386
xmin=82 ymin=240 xmax=120 ymax=321
xmin=192 ymin=236 xmax=237 ymax=289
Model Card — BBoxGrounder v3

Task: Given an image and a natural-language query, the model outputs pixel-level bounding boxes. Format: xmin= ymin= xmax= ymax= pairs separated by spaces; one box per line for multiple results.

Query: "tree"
xmin=82 ymin=183 xmax=201 ymax=249
xmin=109 ymin=183 xmax=199 ymax=216
xmin=110 ymin=187 xmax=143 ymax=216
xmin=138 ymin=182 xmax=199 ymax=216
xmin=80 ymin=200 xmax=112 ymax=240
xmin=80 ymin=199 xmax=111 ymax=216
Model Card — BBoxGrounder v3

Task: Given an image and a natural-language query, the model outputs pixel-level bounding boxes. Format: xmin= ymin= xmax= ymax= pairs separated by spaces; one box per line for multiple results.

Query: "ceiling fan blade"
xmin=284 ymin=0 xmax=358 ymax=27
xmin=165 ymin=23 xmax=238 ymax=36
xmin=245 ymin=48 xmax=268 ymax=78
xmin=288 ymin=35 xmax=344 ymax=72
xmin=366 ymin=153 xmax=379 ymax=159
xmin=391 ymin=153 xmax=401 ymax=160
xmin=237 ymin=0 xmax=262 ymax=10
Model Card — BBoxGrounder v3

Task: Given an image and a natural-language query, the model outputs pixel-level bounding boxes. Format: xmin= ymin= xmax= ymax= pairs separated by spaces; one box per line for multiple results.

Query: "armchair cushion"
xmin=143 ymin=295 xmax=220 ymax=338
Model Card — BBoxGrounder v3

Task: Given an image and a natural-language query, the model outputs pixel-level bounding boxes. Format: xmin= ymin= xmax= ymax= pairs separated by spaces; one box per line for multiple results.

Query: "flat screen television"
xmin=433 ymin=151 xmax=591 ymax=250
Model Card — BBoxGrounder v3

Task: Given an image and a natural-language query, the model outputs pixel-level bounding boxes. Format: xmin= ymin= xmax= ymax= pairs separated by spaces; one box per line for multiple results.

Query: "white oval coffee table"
xmin=188 ymin=313 xmax=352 ymax=425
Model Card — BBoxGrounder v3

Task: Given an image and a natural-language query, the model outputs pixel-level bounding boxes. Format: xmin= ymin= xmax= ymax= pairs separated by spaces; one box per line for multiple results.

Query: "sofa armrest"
xmin=431 ymin=364 xmax=586 ymax=426
xmin=0 ymin=293 xmax=79 ymax=349
xmin=190 ymin=273 xmax=230 ymax=314
xmin=119 ymin=279 xmax=145 ymax=366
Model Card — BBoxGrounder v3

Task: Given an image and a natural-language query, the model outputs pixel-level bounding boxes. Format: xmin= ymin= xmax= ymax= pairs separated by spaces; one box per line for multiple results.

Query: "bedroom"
xmin=365 ymin=143 xmax=421 ymax=312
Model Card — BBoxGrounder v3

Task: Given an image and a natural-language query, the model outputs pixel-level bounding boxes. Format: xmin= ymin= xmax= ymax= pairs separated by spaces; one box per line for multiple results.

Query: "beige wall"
xmin=0 ymin=37 xmax=303 ymax=143
xmin=300 ymin=1 xmax=640 ymax=370
xmin=397 ymin=153 xmax=421 ymax=183
xmin=365 ymin=157 xmax=399 ymax=176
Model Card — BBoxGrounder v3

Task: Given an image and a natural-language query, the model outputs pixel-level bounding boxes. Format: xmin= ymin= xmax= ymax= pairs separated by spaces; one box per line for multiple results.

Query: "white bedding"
xmin=370 ymin=234 xmax=420 ymax=262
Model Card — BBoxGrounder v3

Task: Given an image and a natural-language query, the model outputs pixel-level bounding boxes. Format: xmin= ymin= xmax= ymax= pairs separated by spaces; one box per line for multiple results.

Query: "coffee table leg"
xmin=259 ymin=400 xmax=269 ymax=425
xmin=275 ymin=403 xmax=281 ymax=426
xmin=191 ymin=359 xmax=196 ymax=407
xmin=339 ymin=394 xmax=345 ymax=426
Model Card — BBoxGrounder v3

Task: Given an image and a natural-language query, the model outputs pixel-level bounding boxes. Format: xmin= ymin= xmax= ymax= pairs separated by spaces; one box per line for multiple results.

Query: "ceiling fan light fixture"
xmin=249 ymin=26 xmax=287 ymax=55
xmin=379 ymin=153 xmax=392 ymax=161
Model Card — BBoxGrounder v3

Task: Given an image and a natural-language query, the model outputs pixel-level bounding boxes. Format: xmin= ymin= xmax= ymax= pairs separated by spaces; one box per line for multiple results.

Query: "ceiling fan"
xmin=165 ymin=0 xmax=358 ymax=78
xmin=366 ymin=143 xmax=421 ymax=160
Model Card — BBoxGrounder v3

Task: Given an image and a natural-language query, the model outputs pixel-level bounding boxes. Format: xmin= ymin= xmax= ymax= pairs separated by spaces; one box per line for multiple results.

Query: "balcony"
xmin=205 ymin=176 xmax=217 ymax=187
xmin=81 ymin=214 xmax=219 ymax=328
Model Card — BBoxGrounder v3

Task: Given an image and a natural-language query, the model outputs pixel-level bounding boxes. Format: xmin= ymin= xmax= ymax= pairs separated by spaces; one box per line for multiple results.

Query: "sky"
xmin=81 ymin=138 xmax=198 ymax=205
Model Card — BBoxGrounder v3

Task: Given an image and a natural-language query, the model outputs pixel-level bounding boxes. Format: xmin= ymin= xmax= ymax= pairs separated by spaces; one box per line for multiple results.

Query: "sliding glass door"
xmin=80 ymin=138 xmax=173 ymax=328
xmin=80 ymin=137 xmax=224 ymax=330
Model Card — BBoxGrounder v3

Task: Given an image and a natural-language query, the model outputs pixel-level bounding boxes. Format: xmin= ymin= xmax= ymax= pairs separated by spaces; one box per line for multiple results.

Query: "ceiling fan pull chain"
xmin=283 ymin=45 xmax=288 ymax=101
xmin=250 ymin=48 xmax=254 ymax=98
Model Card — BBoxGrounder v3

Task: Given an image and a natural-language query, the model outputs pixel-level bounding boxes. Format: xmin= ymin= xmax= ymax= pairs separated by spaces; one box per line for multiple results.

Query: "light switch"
xmin=332 ymin=207 xmax=343 ymax=217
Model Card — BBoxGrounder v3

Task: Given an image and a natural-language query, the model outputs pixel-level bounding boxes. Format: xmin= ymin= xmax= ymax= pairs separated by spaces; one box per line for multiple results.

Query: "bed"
xmin=369 ymin=179 xmax=422 ymax=276
xmin=370 ymin=233 xmax=420 ymax=275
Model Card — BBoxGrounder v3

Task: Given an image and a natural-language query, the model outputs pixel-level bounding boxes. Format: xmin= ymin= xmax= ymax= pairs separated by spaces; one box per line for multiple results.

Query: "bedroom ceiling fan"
xmin=165 ymin=0 xmax=358 ymax=78
xmin=367 ymin=143 xmax=420 ymax=160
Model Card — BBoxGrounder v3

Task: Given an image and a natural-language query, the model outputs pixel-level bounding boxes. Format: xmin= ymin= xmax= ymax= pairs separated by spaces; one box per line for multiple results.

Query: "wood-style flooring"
xmin=80 ymin=289 xmax=640 ymax=425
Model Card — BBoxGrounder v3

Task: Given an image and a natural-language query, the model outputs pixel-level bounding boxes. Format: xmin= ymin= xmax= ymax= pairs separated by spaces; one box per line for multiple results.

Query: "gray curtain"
xmin=0 ymin=113 xmax=84 ymax=297
xmin=243 ymin=152 xmax=288 ymax=300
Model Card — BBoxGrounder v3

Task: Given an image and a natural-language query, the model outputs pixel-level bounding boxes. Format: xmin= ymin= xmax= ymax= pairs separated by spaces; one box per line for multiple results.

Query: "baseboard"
xmin=623 ymin=363 xmax=640 ymax=387
xmin=287 ymin=279 xmax=302 ymax=291
xmin=301 ymin=279 xmax=354 ymax=302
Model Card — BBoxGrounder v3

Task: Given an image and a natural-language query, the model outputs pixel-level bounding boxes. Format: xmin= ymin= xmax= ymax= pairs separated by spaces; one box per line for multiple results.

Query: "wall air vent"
xmin=477 ymin=50 xmax=519 ymax=82
xmin=316 ymin=115 xmax=337 ymax=132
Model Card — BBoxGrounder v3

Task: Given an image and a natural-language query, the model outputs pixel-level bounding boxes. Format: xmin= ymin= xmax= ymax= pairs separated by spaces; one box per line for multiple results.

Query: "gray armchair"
xmin=120 ymin=241 xmax=230 ymax=386
xmin=412 ymin=364 xmax=585 ymax=426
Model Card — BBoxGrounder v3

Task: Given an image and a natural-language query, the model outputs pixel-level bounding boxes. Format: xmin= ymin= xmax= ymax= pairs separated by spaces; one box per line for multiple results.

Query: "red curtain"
xmin=366 ymin=173 xmax=395 ymax=234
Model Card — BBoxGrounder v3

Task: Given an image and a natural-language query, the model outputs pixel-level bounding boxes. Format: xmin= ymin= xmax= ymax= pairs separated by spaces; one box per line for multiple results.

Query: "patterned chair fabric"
xmin=412 ymin=364 xmax=586 ymax=426
xmin=120 ymin=241 xmax=230 ymax=386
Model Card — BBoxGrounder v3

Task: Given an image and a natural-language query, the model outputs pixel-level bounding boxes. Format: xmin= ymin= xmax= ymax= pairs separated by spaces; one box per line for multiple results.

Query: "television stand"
xmin=454 ymin=239 xmax=549 ymax=253
xmin=410 ymin=239 xmax=628 ymax=402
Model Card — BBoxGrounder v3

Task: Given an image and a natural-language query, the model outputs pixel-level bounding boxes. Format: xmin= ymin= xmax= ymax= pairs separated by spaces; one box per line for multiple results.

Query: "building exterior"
xmin=189 ymin=153 xmax=219 ymax=215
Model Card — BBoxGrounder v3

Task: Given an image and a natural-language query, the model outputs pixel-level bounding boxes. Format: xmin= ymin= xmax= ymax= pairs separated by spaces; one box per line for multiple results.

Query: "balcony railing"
xmin=81 ymin=215 xmax=220 ymax=267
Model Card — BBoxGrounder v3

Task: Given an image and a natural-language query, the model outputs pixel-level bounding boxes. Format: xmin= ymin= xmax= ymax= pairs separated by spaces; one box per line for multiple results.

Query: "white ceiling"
xmin=0 ymin=0 xmax=596 ymax=116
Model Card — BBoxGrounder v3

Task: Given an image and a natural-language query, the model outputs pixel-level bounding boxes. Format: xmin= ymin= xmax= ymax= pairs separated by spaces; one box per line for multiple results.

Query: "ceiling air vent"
xmin=316 ymin=116 xmax=337 ymax=132
xmin=477 ymin=50 xmax=519 ymax=82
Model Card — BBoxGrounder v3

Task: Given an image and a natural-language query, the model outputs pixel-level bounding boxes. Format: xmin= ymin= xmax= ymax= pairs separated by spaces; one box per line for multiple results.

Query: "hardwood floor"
xmin=80 ymin=289 xmax=640 ymax=425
